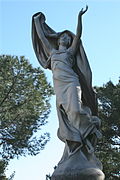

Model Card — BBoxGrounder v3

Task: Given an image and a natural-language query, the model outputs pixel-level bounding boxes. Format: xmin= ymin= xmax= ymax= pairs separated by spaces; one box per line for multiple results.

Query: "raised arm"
xmin=71 ymin=6 xmax=88 ymax=54
xmin=34 ymin=13 xmax=53 ymax=55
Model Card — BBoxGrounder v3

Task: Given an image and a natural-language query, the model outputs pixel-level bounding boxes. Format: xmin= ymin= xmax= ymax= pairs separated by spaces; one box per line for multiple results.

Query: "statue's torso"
xmin=50 ymin=48 xmax=80 ymax=106
xmin=51 ymin=48 xmax=78 ymax=82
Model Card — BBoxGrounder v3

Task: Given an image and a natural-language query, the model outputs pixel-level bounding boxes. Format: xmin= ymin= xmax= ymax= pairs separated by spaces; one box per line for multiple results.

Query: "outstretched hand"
xmin=79 ymin=5 xmax=88 ymax=16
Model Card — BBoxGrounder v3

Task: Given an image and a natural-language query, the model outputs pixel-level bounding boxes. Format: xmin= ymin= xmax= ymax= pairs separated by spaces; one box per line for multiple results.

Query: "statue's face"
xmin=59 ymin=33 xmax=71 ymax=47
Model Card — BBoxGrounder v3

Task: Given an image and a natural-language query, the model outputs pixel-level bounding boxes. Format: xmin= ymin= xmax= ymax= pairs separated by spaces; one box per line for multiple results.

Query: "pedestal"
xmin=51 ymin=144 xmax=105 ymax=180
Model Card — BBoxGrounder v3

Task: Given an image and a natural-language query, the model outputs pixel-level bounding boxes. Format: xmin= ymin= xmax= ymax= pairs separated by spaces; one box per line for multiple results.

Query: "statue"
xmin=32 ymin=6 xmax=105 ymax=180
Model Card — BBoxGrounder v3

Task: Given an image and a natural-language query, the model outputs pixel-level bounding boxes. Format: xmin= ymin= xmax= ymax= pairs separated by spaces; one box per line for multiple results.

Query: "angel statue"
xmin=32 ymin=6 xmax=105 ymax=180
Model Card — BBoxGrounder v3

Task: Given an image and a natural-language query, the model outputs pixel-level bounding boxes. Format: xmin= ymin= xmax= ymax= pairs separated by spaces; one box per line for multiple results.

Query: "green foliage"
xmin=0 ymin=160 xmax=15 ymax=180
xmin=0 ymin=55 xmax=53 ymax=160
xmin=0 ymin=160 xmax=8 ymax=179
xmin=95 ymin=80 xmax=120 ymax=179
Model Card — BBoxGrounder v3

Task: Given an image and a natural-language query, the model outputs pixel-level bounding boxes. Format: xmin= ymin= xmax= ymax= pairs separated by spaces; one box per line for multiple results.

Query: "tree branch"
xmin=0 ymin=80 xmax=16 ymax=106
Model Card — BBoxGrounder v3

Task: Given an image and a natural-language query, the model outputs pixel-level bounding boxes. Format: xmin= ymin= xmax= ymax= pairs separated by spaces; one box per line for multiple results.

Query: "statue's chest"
xmin=51 ymin=51 xmax=68 ymax=62
xmin=51 ymin=50 xmax=74 ymax=67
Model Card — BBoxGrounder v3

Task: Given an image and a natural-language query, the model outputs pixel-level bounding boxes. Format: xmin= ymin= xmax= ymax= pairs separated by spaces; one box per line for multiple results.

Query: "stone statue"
xmin=32 ymin=6 xmax=105 ymax=180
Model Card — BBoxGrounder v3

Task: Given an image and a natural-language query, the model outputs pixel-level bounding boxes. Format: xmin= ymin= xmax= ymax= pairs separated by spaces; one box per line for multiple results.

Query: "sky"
xmin=1 ymin=0 xmax=120 ymax=180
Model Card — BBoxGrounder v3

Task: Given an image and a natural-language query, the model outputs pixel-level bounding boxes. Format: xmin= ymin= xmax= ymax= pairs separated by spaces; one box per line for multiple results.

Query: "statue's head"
xmin=58 ymin=31 xmax=73 ymax=48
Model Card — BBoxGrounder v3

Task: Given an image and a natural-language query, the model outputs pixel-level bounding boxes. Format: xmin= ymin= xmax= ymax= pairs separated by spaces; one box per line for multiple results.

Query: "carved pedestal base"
xmin=51 ymin=168 xmax=104 ymax=180
xmin=51 ymin=144 xmax=105 ymax=180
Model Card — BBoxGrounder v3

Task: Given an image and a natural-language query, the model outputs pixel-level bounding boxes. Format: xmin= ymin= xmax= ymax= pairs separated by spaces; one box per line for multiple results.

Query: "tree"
xmin=0 ymin=159 xmax=15 ymax=180
xmin=95 ymin=80 xmax=120 ymax=179
xmin=0 ymin=160 xmax=8 ymax=180
xmin=0 ymin=55 xmax=53 ymax=160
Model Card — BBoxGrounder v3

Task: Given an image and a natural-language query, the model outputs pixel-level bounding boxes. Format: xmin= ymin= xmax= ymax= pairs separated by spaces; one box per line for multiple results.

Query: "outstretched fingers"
xmin=79 ymin=5 xmax=88 ymax=16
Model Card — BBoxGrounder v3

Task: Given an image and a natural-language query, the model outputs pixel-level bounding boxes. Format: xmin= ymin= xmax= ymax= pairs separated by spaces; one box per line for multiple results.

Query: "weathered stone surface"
xmin=32 ymin=6 xmax=105 ymax=180
xmin=52 ymin=168 xmax=105 ymax=180
xmin=51 ymin=143 xmax=105 ymax=180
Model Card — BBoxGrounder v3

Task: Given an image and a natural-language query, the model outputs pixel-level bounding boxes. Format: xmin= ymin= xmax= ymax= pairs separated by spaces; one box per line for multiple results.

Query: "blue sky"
xmin=1 ymin=0 xmax=120 ymax=180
